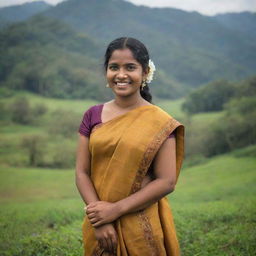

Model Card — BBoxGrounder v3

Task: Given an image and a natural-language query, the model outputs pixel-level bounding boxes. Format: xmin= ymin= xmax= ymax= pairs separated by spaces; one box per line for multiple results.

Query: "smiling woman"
xmin=75 ymin=37 xmax=185 ymax=256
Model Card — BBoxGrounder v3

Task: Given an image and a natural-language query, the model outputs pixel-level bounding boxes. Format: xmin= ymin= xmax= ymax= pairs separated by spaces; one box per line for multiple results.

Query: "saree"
xmin=82 ymin=105 xmax=185 ymax=256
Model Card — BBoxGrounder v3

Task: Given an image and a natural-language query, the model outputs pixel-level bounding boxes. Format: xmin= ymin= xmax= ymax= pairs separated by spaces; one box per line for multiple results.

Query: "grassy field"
xmin=0 ymin=150 xmax=255 ymax=255
xmin=1 ymin=93 xmax=255 ymax=255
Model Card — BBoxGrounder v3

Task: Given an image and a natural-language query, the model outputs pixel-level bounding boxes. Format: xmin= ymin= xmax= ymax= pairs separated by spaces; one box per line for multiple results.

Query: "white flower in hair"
xmin=146 ymin=59 xmax=156 ymax=84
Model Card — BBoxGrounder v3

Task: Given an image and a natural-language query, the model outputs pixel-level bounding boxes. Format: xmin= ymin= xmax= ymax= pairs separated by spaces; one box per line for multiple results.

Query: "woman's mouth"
xmin=115 ymin=81 xmax=131 ymax=87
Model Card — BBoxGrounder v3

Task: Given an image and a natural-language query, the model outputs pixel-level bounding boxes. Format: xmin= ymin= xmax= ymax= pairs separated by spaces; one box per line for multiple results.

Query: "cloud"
xmin=127 ymin=0 xmax=256 ymax=15
xmin=0 ymin=0 xmax=62 ymax=8
xmin=0 ymin=0 xmax=256 ymax=15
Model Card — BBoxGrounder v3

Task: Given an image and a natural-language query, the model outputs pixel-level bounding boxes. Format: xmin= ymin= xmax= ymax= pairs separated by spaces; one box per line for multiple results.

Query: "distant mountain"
xmin=0 ymin=16 xmax=109 ymax=100
xmin=0 ymin=1 xmax=51 ymax=25
xmin=0 ymin=15 xmax=184 ymax=100
xmin=1 ymin=0 xmax=255 ymax=100
xmin=214 ymin=12 xmax=256 ymax=40
xmin=42 ymin=0 xmax=256 ymax=88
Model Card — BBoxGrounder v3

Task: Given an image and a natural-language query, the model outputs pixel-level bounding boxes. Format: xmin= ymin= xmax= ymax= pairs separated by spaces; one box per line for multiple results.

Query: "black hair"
xmin=104 ymin=37 xmax=152 ymax=103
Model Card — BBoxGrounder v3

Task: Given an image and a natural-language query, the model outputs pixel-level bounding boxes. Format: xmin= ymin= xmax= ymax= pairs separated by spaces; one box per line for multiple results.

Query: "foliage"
xmin=48 ymin=109 xmax=81 ymax=138
xmin=186 ymin=96 xmax=256 ymax=157
xmin=182 ymin=79 xmax=236 ymax=114
xmin=1 ymin=1 xmax=256 ymax=100
xmin=235 ymin=75 xmax=256 ymax=98
xmin=9 ymin=96 xmax=33 ymax=124
xmin=21 ymin=134 xmax=46 ymax=166
xmin=0 ymin=16 xmax=109 ymax=100
xmin=45 ymin=0 xmax=256 ymax=87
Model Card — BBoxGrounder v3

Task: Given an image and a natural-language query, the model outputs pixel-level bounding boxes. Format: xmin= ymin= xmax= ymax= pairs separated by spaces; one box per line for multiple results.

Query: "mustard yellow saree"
xmin=82 ymin=105 xmax=184 ymax=256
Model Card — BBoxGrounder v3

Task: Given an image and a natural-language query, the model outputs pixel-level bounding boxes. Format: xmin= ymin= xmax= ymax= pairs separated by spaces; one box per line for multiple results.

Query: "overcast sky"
xmin=0 ymin=0 xmax=256 ymax=15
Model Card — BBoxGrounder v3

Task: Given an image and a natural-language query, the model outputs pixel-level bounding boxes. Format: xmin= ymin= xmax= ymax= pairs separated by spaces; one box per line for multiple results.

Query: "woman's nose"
xmin=116 ymin=68 xmax=127 ymax=78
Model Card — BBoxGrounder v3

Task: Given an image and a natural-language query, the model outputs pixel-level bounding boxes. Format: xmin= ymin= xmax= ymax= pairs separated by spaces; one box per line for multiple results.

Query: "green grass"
xmin=191 ymin=111 xmax=224 ymax=126
xmin=0 ymin=91 xmax=98 ymax=115
xmin=156 ymin=98 xmax=185 ymax=119
xmin=0 ymin=152 xmax=255 ymax=255
xmin=170 ymin=154 xmax=256 ymax=256
xmin=1 ymin=91 xmax=255 ymax=255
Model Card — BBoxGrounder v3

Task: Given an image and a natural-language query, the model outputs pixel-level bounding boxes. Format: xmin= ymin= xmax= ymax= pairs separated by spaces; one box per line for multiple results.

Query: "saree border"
xmin=131 ymin=118 xmax=180 ymax=255
xmin=92 ymin=246 xmax=104 ymax=256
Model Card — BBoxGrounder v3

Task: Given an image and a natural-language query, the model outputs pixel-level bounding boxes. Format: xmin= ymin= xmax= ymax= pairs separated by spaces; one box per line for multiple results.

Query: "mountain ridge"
xmin=0 ymin=0 xmax=255 ymax=99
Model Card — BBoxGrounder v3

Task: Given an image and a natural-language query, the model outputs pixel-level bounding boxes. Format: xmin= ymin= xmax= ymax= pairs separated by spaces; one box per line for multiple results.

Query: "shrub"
xmin=182 ymin=80 xmax=236 ymax=114
xmin=48 ymin=109 xmax=81 ymax=138
xmin=21 ymin=135 xmax=46 ymax=166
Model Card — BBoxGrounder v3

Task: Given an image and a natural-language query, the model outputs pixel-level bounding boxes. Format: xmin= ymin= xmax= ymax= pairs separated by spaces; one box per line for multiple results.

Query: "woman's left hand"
xmin=86 ymin=201 xmax=122 ymax=227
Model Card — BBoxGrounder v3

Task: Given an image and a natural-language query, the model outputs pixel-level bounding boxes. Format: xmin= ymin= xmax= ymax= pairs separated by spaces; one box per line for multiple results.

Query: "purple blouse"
xmin=79 ymin=104 xmax=175 ymax=138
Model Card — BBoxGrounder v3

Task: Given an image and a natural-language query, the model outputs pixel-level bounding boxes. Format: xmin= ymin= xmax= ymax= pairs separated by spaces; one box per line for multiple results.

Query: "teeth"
xmin=116 ymin=82 xmax=129 ymax=86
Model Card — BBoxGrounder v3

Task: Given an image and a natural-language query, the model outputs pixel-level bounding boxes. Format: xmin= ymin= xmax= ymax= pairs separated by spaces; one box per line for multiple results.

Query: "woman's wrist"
xmin=115 ymin=199 xmax=128 ymax=217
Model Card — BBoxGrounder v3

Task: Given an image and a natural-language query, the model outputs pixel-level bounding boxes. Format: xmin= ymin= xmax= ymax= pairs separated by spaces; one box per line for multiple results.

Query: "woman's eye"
xmin=109 ymin=66 xmax=118 ymax=71
xmin=127 ymin=65 xmax=136 ymax=71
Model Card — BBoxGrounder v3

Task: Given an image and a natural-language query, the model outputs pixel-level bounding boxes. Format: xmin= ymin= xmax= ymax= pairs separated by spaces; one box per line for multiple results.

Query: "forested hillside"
xmin=182 ymin=76 xmax=256 ymax=158
xmin=0 ymin=16 xmax=108 ymax=100
xmin=0 ymin=15 xmax=185 ymax=99
xmin=214 ymin=12 xmax=256 ymax=40
xmin=44 ymin=0 xmax=256 ymax=86
xmin=0 ymin=0 xmax=255 ymax=100
xmin=0 ymin=1 xmax=50 ymax=26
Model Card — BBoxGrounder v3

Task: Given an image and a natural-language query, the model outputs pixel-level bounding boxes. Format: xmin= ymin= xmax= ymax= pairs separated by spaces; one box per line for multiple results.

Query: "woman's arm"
xmin=76 ymin=134 xmax=118 ymax=254
xmin=86 ymin=136 xmax=176 ymax=227
xmin=75 ymin=134 xmax=100 ymax=204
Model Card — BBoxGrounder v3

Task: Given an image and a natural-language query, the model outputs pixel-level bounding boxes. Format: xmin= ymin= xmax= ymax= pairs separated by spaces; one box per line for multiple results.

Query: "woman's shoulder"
xmin=85 ymin=103 xmax=104 ymax=113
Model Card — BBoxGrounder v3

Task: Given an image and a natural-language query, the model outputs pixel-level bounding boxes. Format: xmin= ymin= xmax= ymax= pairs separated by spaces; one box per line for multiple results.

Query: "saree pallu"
xmin=82 ymin=105 xmax=185 ymax=256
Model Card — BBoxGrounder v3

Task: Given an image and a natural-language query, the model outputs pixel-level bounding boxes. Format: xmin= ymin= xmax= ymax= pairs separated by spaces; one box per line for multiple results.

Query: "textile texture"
xmin=82 ymin=105 xmax=185 ymax=256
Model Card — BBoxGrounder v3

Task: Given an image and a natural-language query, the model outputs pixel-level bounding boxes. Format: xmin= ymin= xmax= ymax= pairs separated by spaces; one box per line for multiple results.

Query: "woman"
xmin=76 ymin=37 xmax=184 ymax=256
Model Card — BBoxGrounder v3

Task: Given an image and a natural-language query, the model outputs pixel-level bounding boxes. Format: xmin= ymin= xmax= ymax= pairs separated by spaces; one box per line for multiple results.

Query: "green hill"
xmin=1 ymin=0 xmax=256 ymax=100
xmin=0 ymin=14 xmax=185 ymax=100
xmin=0 ymin=16 xmax=110 ymax=100
xmin=214 ymin=12 xmax=256 ymax=41
xmin=44 ymin=0 xmax=256 ymax=86
xmin=0 ymin=1 xmax=51 ymax=26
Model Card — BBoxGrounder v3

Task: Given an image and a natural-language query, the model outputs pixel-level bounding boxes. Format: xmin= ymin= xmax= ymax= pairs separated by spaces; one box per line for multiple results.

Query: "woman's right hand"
xmin=94 ymin=223 xmax=118 ymax=254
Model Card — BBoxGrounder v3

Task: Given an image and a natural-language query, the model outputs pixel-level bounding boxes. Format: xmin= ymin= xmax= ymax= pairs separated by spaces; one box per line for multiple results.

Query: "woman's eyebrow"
xmin=108 ymin=62 xmax=138 ymax=66
xmin=126 ymin=63 xmax=137 ymax=65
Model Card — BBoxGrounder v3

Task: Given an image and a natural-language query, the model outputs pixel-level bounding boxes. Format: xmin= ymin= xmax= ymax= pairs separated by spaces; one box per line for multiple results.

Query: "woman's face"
xmin=106 ymin=48 xmax=147 ymax=97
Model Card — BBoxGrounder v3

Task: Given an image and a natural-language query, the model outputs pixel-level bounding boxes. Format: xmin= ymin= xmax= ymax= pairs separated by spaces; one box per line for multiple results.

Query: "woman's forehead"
xmin=109 ymin=48 xmax=139 ymax=64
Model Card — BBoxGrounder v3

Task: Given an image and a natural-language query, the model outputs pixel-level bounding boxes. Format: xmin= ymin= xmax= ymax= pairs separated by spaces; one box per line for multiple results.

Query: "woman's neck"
xmin=113 ymin=94 xmax=148 ymax=110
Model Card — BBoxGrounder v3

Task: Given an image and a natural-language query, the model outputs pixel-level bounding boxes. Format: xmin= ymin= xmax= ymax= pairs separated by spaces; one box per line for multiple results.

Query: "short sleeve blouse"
xmin=79 ymin=104 xmax=176 ymax=138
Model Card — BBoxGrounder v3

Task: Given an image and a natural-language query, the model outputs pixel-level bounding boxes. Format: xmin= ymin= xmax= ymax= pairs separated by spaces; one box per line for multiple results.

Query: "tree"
xmin=21 ymin=135 xmax=45 ymax=166
xmin=10 ymin=96 xmax=32 ymax=124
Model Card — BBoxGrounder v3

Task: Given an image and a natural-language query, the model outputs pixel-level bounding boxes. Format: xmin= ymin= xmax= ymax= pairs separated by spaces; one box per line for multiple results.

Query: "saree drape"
xmin=82 ymin=105 xmax=185 ymax=256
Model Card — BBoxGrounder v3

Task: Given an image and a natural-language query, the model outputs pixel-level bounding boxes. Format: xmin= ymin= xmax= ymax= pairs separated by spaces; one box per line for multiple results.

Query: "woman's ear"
xmin=143 ymin=66 xmax=149 ymax=80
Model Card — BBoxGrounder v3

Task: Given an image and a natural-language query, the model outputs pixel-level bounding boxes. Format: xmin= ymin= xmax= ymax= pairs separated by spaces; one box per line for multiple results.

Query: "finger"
xmin=111 ymin=234 xmax=117 ymax=252
xmin=98 ymin=239 xmax=103 ymax=249
xmin=87 ymin=213 xmax=96 ymax=218
xmin=86 ymin=208 xmax=98 ymax=215
xmin=102 ymin=238 xmax=109 ymax=252
xmin=90 ymin=217 xmax=99 ymax=224
xmin=106 ymin=237 xmax=114 ymax=253
xmin=86 ymin=208 xmax=93 ymax=214
xmin=87 ymin=202 xmax=97 ymax=208
xmin=92 ymin=221 xmax=102 ymax=228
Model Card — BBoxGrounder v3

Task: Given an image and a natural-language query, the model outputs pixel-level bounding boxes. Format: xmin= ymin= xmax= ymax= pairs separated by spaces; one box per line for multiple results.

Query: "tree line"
xmin=183 ymin=76 xmax=256 ymax=160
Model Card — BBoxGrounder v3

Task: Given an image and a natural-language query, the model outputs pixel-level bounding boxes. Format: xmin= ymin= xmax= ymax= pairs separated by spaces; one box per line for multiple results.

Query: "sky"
xmin=0 ymin=0 xmax=256 ymax=15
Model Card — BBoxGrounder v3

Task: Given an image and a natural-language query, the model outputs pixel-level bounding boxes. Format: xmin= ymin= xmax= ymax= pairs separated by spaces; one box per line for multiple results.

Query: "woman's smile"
xmin=114 ymin=81 xmax=132 ymax=88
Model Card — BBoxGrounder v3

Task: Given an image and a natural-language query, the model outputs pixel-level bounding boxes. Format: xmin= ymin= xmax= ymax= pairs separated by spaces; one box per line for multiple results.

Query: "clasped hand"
xmin=86 ymin=201 xmax=121 ymax=227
